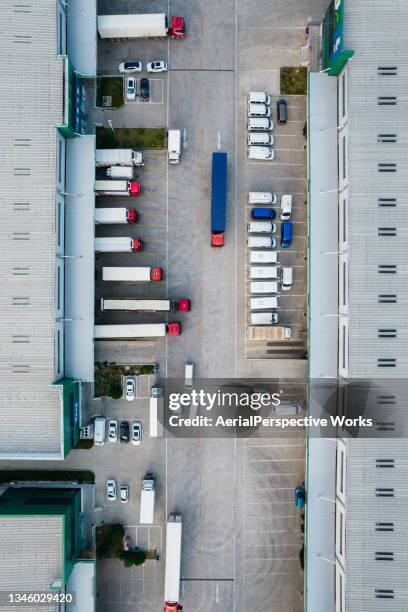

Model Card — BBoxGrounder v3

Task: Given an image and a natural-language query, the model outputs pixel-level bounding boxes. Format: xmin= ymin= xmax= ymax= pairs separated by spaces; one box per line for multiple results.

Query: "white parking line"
xmin=247 ymin=161 xmax=305 ymax=166
xmin=247 ymin=458 xmax=305 ymax=462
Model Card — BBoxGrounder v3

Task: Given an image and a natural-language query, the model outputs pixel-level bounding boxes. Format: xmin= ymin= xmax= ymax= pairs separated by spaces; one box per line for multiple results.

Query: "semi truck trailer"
xmin=164 ymin=514 xmax=183 ymax=612
xmin=95 ymin=180 xmax=141 ymax=196
xmin=140 ymin=474 xmax=156 ymax=524
xmin=247 ymin=326 xmax=292 ymax=340
xmin=102 ymin=267 xmax=163 ymax=282
xmin=97 ymin=14 xmax=186 ymax=40
xmin=94 ymin=323 xmax=181 ymax=339
xmin=211 ymin=152 xmax=228 ymax=247
xmin=94 ymin=208 xmax=138 ymax=224
xmin=95 ymin=237 xmax=142 ymax=252
xmin=100 ymin=298 xmax=190 ymax=312
xmin=95 ymin=149 xmax=144 ymax=167
xmin=168 ymin=129 xmax=181 ymax=164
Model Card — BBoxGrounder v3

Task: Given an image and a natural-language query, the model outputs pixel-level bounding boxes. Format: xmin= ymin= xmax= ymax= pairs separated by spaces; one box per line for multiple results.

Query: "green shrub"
xmin=139 ymin=364 xmax=156 ymax=375
xmin=119 ymin=549 xmax=147 ymax=567
xmin=109 ymin=383 xmax=123 ymax=400
xmin=96 ymin=524 xmax=125 ymax=558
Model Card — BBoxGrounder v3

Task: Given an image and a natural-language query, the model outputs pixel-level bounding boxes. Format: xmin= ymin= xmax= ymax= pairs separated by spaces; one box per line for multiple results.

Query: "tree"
xmin=119 ymin=549 xmax=147 ymax=567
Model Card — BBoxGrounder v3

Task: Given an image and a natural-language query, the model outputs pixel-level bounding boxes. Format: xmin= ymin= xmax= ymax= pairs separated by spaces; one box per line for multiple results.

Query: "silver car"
xmin=106 ymin=479 xmax=116 ymax=501
xmin=119 ymin=61 xmax=142 ymax=73
xmin=147 ymin=60 xmax=168 ymax=73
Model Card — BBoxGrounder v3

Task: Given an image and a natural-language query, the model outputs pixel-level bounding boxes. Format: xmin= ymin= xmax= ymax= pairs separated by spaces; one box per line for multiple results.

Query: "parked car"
xmin=120 ymin=485 xmax=129 ymax=503
xmin=123 ymin=535 xmax=132 ymax=551
xmin=248 ymin=192 xmax=277 ymax=205
xmin=126 ymin=77 xmax=137 ymax=101
xmin=247 ymin=133 xmax=274 ymax=146
xmin=147 ymin=60 xmax=167 ymax=73
xmin=277 ymin=98 xmax=287 ymax=124
xmin=132 ymin=421 xmax=142 ymax=446
xmin=125 ymin=378 xmax=135 ymax=401
xmin=280 ymin=194 xmax=292 ymax=221
xmin=140 ymin=78 xmax=150 ymax=101
xmin=248 ymin=146 xmax=274 ymax=161
xmin=120 ymin=421 xmax=130 ymax=444
xmin=251 ymin=208 xmax=276 ymax=220
xmin=106 ymin=479 xmax=116 ymax=501
xmin=295 ymin=485 xmax=306 ymax=508
xmin=281 ymin=221 xmax=293 ymax=248
xmin=281 ymin=267 xmax=293 ymax=291
xmin=119 ymin=61 xmax=142 ymax=73
xmin=108 ymin=419 xmax=118 ymax=443
xmin=151 ymin=384 xmax=163 ymax=398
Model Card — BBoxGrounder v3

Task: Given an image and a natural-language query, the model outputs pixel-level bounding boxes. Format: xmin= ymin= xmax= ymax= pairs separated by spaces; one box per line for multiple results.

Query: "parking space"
xmin=123 ymin=78 xmax=164 ymax=105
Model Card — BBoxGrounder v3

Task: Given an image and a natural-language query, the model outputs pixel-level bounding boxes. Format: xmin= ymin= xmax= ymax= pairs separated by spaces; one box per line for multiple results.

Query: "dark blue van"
xmin=251 ymin=207 xmax=276 ymax=220
xmin=281 ymin=221 xmax=293 ymax=248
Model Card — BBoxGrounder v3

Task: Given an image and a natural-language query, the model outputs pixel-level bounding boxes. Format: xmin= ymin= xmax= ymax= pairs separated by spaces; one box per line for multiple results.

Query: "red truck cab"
xmin=131 ymin=239 xmax=143 ymax=252
xmin=176 ymin=299 xmax=191 ymax=312
xmin=126 ymin=209 xmax=138 ymax=223
xmin=165 ymin=605 xmax=183 ymax=612
xmin=129 ymin=181 xmax=142 ymax=196
xmin=211 ymin=232 xmax=225 ymax=247
xmin=170 ymin=16 xmax=186 ymax=39
xmin=166 ymin=323 xmax=182 ymax=336
xmin=151 ymin=267 xmax=163 ymax=281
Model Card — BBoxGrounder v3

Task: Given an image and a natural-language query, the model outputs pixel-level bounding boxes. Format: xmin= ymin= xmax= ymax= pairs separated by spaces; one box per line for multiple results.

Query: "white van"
xmin=280 ymin=194 xmax=293 ymax=220
xmin=250 ymin=266 xmax=279 ymax=279
xmin=250 ymin=281 xmax=278 ymax=294
xmin=248 ymin=103 xmax=271 ymax=118
xmin=248 ymin=192 xmax=277 ymax=205
xmin=274 ymin=401 xmax=302 ymax=416
xmin=250 ymin=312 xmax=278 ymax=325
xmin=281 ymin=267 xmax=293 ymax=290
xmin=248 ymin=221 xmax=276 ymax=233
xmin=250 ymin=250 xmax=278 ymax=264
xmin=247 ymin=133 xmax=274 ymax=146
xmin=93 ymin=417 xmax=106 ymax=446
xmin=248 ymin=91 xmax=271 ymax=105
xmin=106 ymin=166 xmax=134 ymax=179
xmin=248 ymin=146 xmax=274 ymax=161
xmin=184 ymin=363 xmax=194 ymax=388
xmin=247 ymin=236 xmax=276 ymax=248
xmin=248 ymin=118 xmax=274 ymax=131
xmin=250 ymin=296 xmax=278 ymax=310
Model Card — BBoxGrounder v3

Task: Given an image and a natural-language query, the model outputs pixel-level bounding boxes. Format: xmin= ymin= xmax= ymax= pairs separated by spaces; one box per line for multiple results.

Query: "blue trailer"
xmin=211 ymin=152 xmax=227 ymax=247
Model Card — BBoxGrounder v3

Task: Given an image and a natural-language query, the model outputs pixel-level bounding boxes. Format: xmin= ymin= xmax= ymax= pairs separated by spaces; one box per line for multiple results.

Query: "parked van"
xmin=184 ymin=363 xmax=194 ymax=387
xmin=277 ymin=98 xmax=287 ymax=124
xmin=248 ymin=146 xmax=274 ymax=161
xmin=250 ymin=251 xmax=278 ymax=264
xmin=281 ymin=221 xmax=293 ymax=248
xmin=250 ymin=281 xmax=278 ymax=294
xmin=93 ymin=417 xmax=106 ymax=446
xmin=274 ymin=401 xmax=302 ymax=416
xmin=248 ymin=192 xmax=277 ymax=205
xmin=251 ymin=208 xmax=276 ymax=220
xmin=250 ymin=312 xmax=278 ymax=325
xmin=280 ymin=194 xmax=292 ymax=220
xmin=281 ymin=267 xmax=293 ymax=290
xmin=247 ymin=236 xmax=276 ymax=249
xmin=247 ymin=133 xmax=274 ymax=146
xmin=248 ymin=117 xmax=274 ymax=131
xmin=250 ymin=297 xmax=278 ymax=310
xmin=106 ymin=166 xmax=134 ymax=179
xmin=248 ymin=91 xmax=271 ymax=105
xmin=250 ymin=266 xmax=279 ymax=279
xmin=248 ymin=103 xmax=271 ymax=118
xmin=248 ymin=221 xmax=276 ymax=233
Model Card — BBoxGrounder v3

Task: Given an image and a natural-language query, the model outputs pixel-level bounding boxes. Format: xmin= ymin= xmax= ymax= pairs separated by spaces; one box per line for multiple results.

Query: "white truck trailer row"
xmin=94 ymin=323 xmax=181 ymax=338
xmin=94 ymin=208 xmax=137 ymax=224
xmin=102 ymin=267 xmax=163 ymax=282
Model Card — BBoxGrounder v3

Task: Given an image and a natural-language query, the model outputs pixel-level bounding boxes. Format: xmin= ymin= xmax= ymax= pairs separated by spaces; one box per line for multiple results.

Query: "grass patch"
xmin=280 ymin=67 xmax=307 ymax=95
xmin=96 ymin=524 xmax=124 ymax=558
xmin=96 ymin=127 xmax=166 ymax=150
xmin=94 ymin=362 xmax=157 ymax=398
xmin=0 ymin=470 xmax=94 ymax=484
xmin=96 ymin=77 xmax=124 ymax=108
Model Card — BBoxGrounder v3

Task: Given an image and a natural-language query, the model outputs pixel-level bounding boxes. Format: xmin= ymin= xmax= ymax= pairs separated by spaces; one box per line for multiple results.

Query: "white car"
xmin=108 ymin=419 xmax=118 ymax=443
xmin=248 ymin=146 xmax=275 ymax=161
xmin=120 ymin=485 xmax=129 ymax=503
xmin=131 ymin=421 xmax=142 ymax=446
xmin=119 ymin=61 xmax=142 ymax=73
xmin=126 ymin=78 xmax=136 ymax=102
xmin=125 ymin=378 xmax=135 ymax=401
xmin=147 ymin=60 xmax=167 ymax=73
xmin=106 ymin=479 xmax=116 ymax=501
xmin=280 ymin=194 xmax=293 ymax=221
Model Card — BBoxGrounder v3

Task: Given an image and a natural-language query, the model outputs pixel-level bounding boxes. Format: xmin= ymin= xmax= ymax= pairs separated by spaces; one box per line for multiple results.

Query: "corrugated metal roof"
xmin=0 ymin=1 xmax=65 ymax=457
xmin=66 ymin=0 xmax=97 ymax=76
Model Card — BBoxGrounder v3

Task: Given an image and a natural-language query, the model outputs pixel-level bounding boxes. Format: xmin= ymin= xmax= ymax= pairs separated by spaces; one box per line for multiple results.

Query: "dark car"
xmin=140 ymin=78 xmax=150 ymax=102
xmin=277 ymin=98 xmax=287 ymax=124
xmin=120 ymin=421 xmax=130 ymax=444
xmin=251 ymin=207 xmax=277 ymax=220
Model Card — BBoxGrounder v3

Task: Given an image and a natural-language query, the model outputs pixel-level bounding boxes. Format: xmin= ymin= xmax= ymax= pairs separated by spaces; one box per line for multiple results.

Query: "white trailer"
xmin=249 ymin=251 xmax=278 ymax=264
xmin=140 ymin=475 xmax=156 ymax=524
xmin=247 ymin=326 xmax=291 ymax=340
xmin=102 ymin=267 xmax=162 ymax=282
xmin=95 ymin=180 xmax=141 ymax=196
xmin=164 ymin=514 xmax=183 ymax=608
xmin=250 ymin=281 xmax=278 ymax=294
xmin=101 ymin=298 xmax=174 ymax=311
xmin=94 ymin=237 xmax=141 ymax=252
xmin=94 ymin=208 xmax=137 ymax=225
xmin=94 ymin=323 xmax=181 ymax=339
xmin=98 ymin=14 xmax=167 ymax=38
xmin=95 ymin=149 xmax=144 ymax=167
xmin=168 ymin=129 xmax=181 ymax=164
xmin=106 ymin=166 xmax=134 ymax=179
xmin=250 ymin=266 xmax=279 ymax=279
xmin=250 ymin=296 xmax=278 ymax=310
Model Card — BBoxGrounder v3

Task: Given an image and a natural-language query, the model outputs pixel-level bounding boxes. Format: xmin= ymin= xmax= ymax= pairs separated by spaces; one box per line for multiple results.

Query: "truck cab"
xmin=166 ymin=323 xmax=182 ymax=336
xmin=170 ymin=16 xmax=186 ymax=38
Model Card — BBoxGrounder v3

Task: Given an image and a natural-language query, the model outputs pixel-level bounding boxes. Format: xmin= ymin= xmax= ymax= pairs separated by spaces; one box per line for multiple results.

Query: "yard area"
xmin=96 ymin=77 xmax=124 ymax=108
xmin=96 ymin=127 xmax=166 ymax=150
xmin=280 ymin=67 xmax=308 ymax=95
xmin=94 ymin=362 xmax=156 ymax=398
